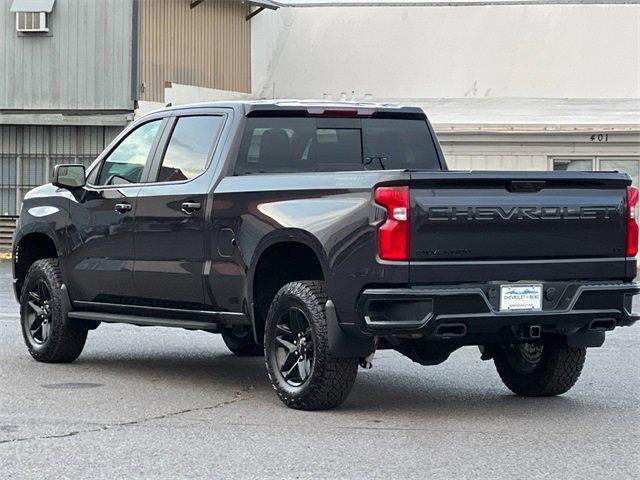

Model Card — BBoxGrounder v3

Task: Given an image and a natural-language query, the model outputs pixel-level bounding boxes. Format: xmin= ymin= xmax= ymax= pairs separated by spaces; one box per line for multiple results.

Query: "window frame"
xmin=87 ymin=117 xmax=169 ymax=190
xmin=145 ymin=112 xmax=228 ymax=186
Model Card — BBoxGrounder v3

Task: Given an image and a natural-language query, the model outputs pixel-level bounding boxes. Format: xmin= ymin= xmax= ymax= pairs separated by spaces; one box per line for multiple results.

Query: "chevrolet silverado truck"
xmin=11 ymin=101 xmax=640 ymax=410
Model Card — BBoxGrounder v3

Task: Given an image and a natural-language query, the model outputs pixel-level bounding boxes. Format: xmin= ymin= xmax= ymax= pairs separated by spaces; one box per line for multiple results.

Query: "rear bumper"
xmin=356 ymin=281 xmax=640 ymax=341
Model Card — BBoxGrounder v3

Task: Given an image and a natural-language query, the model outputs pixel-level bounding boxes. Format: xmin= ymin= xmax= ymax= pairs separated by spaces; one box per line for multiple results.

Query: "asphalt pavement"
xmin=0 ymin=260 xmax=638 ymax=479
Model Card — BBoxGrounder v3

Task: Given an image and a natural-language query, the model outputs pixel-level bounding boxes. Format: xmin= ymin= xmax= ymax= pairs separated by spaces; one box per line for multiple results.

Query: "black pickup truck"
xmin=12 ymin=101 xmax=640 ymax=410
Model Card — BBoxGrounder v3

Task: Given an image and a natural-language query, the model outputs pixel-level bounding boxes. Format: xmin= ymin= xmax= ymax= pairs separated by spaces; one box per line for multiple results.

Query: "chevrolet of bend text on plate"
xmin=11 ymin=101 xmax=640 ymax=409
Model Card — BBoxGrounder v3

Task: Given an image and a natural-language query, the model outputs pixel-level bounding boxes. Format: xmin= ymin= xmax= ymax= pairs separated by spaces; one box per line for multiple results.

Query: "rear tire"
xmin=20 ymin=259 xmax=87 ymax=363
xmin=221 ymin=326 xmax=262 ymax=356
xmin=494 ymin=340 xmax=586 ymax=396
xmin=264 ymin=280 xmax=359 ymax=410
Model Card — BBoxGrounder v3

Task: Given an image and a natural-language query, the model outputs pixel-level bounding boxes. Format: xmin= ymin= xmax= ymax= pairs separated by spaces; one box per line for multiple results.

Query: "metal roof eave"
xmin=264 ymin=1 xmax=635 ymax=7
xmin=190 ymin=1 xmax=279 ymax=18
xmin=246 ymin=0 xmax=280 ymax=9
xmin=10 ymin=0 xmax=55 ymax=13
xmin=190 ymin=0 xmax=279 ymax=9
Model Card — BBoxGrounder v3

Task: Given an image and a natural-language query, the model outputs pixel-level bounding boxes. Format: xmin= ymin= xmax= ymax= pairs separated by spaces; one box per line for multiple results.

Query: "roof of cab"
xmin=163 ymin=100 xmax=427 ymax=118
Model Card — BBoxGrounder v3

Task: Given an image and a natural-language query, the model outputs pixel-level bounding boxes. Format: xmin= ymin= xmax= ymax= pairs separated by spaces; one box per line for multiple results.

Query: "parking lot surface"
xmin=0 ymin=261 xmax=638 ymax=479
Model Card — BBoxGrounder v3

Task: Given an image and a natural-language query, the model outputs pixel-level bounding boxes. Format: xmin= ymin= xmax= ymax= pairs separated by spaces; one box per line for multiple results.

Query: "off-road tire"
xmin=494 ymin=341 xmax=586 ymax=396
xmin=20 ymin=259 xmax=87 ymax=363
xmin=221 ymin=327 xmax=262 ymax=356
xmin=264 ymin=281 xmax=359 ymax=410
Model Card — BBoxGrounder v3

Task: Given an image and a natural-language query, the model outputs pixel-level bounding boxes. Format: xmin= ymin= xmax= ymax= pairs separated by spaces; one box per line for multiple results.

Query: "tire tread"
xmin=20 ymin=259 xmax=87 ymax=363
xmin=265 ymin=280 xmax=358 ymax=410
xmin=494 ymin=342 xmax=586 ymax=397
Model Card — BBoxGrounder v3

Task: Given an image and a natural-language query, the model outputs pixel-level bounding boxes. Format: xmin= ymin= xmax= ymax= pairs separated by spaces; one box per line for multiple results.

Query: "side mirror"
xmin=52 ymin=164 xmax=86 ymax=190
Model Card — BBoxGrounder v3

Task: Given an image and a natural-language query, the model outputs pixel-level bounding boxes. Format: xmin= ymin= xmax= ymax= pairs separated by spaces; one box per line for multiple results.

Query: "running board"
xmin=67 ymin=311 xmax=221 ymax=332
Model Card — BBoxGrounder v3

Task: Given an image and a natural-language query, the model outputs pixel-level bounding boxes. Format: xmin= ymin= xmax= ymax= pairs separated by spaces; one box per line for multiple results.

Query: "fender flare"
xmin=247 ymin=230 xmax=374 ymax=357
xmin=13 ymin=216 xmax=65 ymax=259
xmin=12 ymin=224 xmax=65 ymax=301
xmin=247 ymin=228 xmax=330 ymax=299
xmin=246 ymin=230 xmax=328 ymax=340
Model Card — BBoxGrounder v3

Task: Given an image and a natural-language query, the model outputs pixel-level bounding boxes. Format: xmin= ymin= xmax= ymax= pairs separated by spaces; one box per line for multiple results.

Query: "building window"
xmin=600 ymin=158 xmax=640 ymax=187
xmin=552 ymin=158 xmax=594 ymax=172
xmin=551 ymin=156 xmax=640 ymax=187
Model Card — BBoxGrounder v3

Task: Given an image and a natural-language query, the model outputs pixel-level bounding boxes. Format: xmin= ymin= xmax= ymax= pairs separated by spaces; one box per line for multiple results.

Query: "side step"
xmin=67 ymin=311 xmax=221 ymax=332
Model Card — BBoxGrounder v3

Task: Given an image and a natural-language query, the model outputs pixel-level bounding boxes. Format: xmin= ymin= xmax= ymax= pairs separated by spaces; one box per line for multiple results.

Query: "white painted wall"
xmin=251 ymin=5 xmax=640 ymax=101
xmin=134 ymin=83 xmax=251 ymax=119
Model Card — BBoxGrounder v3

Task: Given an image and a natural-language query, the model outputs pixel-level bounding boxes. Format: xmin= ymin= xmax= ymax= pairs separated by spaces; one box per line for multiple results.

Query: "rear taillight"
xmin=627 ymin=186 xmax=638 ymax=257
xmin=375 ymin=186 xmax=409 ymax=260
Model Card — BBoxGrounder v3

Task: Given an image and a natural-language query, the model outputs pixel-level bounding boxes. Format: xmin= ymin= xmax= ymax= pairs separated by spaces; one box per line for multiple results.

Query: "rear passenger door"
xmin=132 ymin=111 xmax=226 ymax=309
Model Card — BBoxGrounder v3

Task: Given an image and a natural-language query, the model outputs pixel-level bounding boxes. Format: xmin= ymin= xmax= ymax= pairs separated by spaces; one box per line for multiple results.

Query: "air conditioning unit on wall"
xmin=10 ymin=0 xmax=55 ymax=34
xmin=15 ymin=11 xmax=48 ymax=33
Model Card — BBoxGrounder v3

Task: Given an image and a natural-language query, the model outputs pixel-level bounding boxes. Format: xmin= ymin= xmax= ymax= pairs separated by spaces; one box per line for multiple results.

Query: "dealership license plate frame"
xmin=499 ymin=284 xmax=543 ymax=312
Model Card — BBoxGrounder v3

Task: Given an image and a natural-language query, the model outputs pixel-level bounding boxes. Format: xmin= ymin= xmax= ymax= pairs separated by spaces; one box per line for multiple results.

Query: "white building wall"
xmin=439 ymin=130 xmax=640 ymax=171
xmin=251 ymin=4 xmax=640 ymax=179
xmin=251 ymin=5 xmax=640 ymax=100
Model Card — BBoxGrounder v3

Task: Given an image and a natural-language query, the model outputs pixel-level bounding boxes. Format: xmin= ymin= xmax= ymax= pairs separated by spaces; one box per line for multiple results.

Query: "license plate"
xmin=500 ymin=284 xmax=542 ymax=311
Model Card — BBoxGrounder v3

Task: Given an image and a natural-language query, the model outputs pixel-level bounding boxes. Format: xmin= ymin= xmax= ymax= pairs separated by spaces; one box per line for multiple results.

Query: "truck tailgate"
xmin=409 ymin=171 xmax=630 ymax=271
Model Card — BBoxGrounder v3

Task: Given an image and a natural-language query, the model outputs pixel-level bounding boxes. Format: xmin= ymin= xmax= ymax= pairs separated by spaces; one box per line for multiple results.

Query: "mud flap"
xmin=326 ymin=300 xmax=375 ymax=358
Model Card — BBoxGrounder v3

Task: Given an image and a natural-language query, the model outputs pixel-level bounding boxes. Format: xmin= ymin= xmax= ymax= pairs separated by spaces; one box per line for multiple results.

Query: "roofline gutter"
xmin=267 ymin=1 xmax=639 ymax=7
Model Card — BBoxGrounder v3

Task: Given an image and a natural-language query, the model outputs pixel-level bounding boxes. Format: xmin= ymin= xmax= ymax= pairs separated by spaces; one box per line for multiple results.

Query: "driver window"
xmin=96 ymin=120 xmax=162 ymax=186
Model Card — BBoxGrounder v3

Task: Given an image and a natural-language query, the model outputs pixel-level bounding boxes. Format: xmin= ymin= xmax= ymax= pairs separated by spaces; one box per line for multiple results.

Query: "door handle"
xmin=115 ymin=203 xmax=132 ymax=213
xmin=181 ymin=202 xmax=201 ymax=214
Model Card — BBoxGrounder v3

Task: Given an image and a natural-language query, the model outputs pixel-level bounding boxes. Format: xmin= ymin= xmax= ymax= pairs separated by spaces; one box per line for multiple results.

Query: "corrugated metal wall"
xmin=139 ymin=0 xmax=251 ymax=102
xmin=0 ymin=125 xmax=122 ymax=216
xmin=0 ymin=0 xmax=133 ymax=111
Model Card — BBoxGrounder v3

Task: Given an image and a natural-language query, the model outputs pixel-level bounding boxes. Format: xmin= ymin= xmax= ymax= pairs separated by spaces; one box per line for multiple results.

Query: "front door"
xmin=65 ymin=118 xmax=165 ymax=303
xmin=132 ymin=113 xmax=226 ymax=309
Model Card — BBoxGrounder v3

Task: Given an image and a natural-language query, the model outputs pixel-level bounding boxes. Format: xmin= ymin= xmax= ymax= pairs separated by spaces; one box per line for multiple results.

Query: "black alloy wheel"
xmin=20 ymin=259 xmax=88 ymax=363
xmin=264 ymin=281 xmax=359 ymax=410
xmin=25 ymin=280 xmax=53 ymax=345
xmin=503 ymin=342 xmax=544 ymax=374
xmin=274 ymin=306 xmax=314 ymax=387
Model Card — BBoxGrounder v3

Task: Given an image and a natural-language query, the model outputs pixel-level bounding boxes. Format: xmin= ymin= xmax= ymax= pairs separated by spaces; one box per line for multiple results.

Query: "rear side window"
xmin=156 ymin=115 xmax=224 ymax=182
xmin=234 ymin=117 xmax=440 ymax=175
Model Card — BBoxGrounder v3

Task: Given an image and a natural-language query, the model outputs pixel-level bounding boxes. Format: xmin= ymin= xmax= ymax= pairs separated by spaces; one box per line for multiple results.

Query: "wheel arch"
xmin=249 ymin=231 xmax=328 ymax=344
xmin=13 ymin=230 xmax=61 ymax=299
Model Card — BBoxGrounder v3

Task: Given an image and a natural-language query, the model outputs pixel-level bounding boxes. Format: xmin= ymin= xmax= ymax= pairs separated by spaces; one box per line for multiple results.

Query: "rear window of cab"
xmin=234 ymin=117 xmax=440 ymax=175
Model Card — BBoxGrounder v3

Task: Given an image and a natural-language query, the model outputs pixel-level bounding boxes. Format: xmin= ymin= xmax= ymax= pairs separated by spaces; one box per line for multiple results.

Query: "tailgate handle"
xmin=508 ymin=180 xmax=546 ymax=193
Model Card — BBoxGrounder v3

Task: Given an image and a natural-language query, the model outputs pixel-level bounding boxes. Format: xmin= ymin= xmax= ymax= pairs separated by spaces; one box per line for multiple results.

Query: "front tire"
xmin=493 ymin=340 xmax=586 ymax=397
xmin=264 ymin=281 xmax=359 ymax=410
xmin=221 ymin=326 xmax=262 ymax=356
xmin=20 ymin=259 xmax=87 ymax=363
